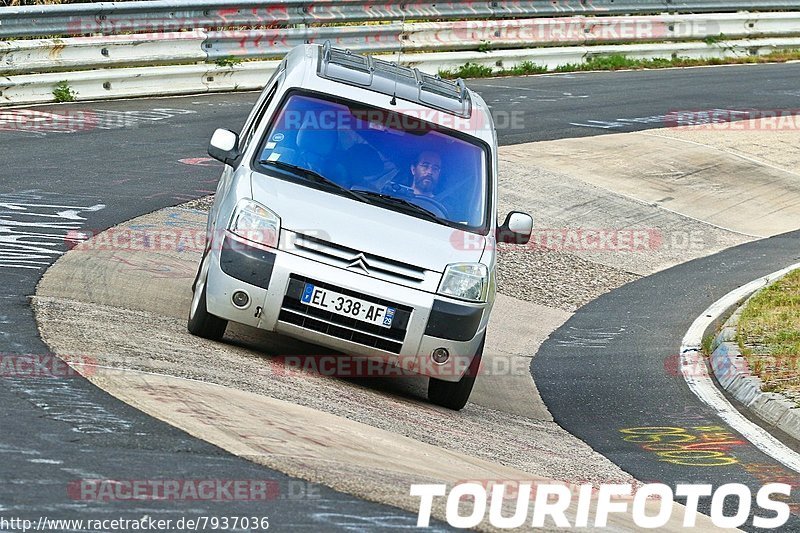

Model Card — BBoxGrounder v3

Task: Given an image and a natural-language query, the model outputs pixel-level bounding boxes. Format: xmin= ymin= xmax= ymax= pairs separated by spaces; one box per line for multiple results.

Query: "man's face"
xmin=411 ymin=152 xmax=442 ymax=195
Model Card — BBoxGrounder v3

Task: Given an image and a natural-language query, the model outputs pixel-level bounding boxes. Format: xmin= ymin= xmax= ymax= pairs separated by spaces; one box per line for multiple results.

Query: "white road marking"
xmin=570 ymin=119 xmax=626 ymax=129
xmin=0 ymin=191 xmax=104 ymax=269
xmin=571 ymin=108 xmax=764 ymax=130
xmin=476 ymin=83 xmax=590 ymax=101
xmin=555 ymin=326 xmax=625 ymax=348
xmin=680 ymin=262 xmax=800 ymax=474
xmin=28 ymin=458 xmax=64 ymax=465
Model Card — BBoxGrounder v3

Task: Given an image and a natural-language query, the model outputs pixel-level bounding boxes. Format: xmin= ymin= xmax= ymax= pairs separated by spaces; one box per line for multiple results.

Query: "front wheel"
xmin=427 ymin=336 xmax=484 ymax=411
xmin=187 ymin=254 xmax=228 ymax=340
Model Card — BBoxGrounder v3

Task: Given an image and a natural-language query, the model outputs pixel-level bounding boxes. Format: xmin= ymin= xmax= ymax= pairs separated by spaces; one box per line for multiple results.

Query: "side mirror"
xmin=208 ymin=128 xmax=240 ymax=165
xmin=497 ymin=211 xmax=533 ymax=245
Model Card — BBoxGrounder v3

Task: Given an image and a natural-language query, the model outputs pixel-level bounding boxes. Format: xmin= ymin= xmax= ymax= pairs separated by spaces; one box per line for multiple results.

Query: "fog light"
xmin=232 ymin=290 xmax=250 ymax=309
xmin=431 ymin=348 xmax=450 ymax=365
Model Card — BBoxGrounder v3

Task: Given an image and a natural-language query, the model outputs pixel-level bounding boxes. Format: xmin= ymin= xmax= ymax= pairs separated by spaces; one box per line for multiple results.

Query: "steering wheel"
xmin=380 ymin=182 xmax=449 ymax=219
xmin=410 ymin=195 xmax=449 ymax=219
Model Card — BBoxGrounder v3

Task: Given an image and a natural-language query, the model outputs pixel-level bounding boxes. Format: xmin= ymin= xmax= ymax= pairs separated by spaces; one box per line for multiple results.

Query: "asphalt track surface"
xmin=1 ymin=62 xmax=799 ymax=530
xmin=472 ymin=62 xmax=800 ymax=143
xmin=0 ymin=103 xmax=447 ymax=530
xmin=533 ymin=231 xmax=800 ymax=531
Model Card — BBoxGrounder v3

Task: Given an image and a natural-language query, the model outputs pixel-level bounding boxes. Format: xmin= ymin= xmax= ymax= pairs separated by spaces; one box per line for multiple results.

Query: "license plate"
xmin=301 ymin=283 xmax=395 ymax=328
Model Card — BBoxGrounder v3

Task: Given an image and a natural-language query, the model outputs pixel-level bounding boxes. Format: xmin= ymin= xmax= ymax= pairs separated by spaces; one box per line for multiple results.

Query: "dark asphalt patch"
xmin=533 ymin=230 xmax=800 ymax=530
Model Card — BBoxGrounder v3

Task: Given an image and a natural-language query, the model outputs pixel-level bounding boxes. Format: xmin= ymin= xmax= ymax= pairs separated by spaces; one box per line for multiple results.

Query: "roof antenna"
xmin=390 ymin=8 xmax=406 ymax=106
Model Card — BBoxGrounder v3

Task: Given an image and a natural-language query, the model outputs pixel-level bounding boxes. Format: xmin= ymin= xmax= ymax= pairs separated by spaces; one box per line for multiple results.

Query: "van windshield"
xmin=255 ymin=93 xmax=489 ymax=231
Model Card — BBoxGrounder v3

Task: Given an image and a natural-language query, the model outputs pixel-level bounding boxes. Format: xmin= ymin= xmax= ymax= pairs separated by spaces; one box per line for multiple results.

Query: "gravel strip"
xmin=181 ymin=195 xmax=215 ymax=212
xmin=34 ymin=295 xmax=634 ymax=488
xmin=496 ymin=245 xmax=639 ymax=311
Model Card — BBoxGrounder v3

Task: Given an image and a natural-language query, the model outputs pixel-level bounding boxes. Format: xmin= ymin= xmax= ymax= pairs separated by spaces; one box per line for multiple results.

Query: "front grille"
xmin=291 ymin=233 xmax=427 ymax=283
xmin=278 ymin=275 xmax=412 ymax=354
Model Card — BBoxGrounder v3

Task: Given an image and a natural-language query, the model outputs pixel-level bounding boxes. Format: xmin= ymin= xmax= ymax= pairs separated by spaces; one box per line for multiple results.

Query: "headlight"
xmin=229 ymin=199 xmax=280 ymax=248
xmin=438 ymin=263 xmax=489 ymax=302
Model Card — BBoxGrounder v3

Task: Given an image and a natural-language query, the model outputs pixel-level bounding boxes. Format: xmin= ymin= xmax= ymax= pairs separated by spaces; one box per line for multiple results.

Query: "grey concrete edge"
xmin=709 ymin=279 xmax=800 ymax=443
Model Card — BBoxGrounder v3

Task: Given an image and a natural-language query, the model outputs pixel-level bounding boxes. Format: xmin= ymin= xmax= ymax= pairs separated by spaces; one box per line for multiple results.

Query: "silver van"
xmin=189 ymin=43 xmax=532 ymax=410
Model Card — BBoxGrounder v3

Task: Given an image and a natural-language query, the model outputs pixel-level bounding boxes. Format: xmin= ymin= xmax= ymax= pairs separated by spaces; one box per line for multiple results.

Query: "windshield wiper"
xmin=259 ymin=161 xmax=444 ymax=223
xmin=354 ymin=190 xmax=443 ymax=222
xmin=259 ymin=160 xmax=369 ymax=204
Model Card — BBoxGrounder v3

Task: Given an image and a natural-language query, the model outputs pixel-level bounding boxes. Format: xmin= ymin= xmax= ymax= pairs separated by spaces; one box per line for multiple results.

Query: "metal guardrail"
xmin=4 ymin=37 xmax=800 ymax=107
xmin=0 ymin=0 xmax=798 ymax=39
xmin=4 ymin=12 xmax=800 ymax=74
xmin=2 ymin=1 xmax=800 ymax=106
xmin=204 ymin=12 xmax=800 ymax=59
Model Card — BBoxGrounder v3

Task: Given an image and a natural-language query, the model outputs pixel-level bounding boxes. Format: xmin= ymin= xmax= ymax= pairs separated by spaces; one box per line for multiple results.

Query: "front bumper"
xmin=205 ymin=233 xmax=488 ymax=382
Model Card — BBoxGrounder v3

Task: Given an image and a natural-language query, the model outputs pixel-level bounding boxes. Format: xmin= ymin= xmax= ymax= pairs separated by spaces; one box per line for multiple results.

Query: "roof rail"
xmin=455 ymin=79 xmax=467 ymax=102
xmin=317 ymin=42 xmax=472 ymax=119
xmin=322 ymin=40 xmax=332 ymax=63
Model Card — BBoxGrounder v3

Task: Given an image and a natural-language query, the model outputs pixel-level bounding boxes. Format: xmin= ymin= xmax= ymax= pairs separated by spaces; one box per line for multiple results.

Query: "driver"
xmin=410 ymin=151 xmax=442 ymax=197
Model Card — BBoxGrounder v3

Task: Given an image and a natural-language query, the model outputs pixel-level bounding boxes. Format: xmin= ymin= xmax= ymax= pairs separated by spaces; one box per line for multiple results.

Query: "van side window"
xmin=239 ymin=65 xmax=284 ymax=151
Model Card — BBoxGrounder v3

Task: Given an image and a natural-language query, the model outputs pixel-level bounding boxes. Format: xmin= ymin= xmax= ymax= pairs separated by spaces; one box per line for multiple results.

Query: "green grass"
xmin=438 ymin=49 xmax=800 ymax=79
xmin=701 ymin=334 xmax=715 ymax=357
xmin=52 ymin=80 xmax=76 ymax=102
xmin=214 ymin=56 xmax=243 ymax=68
xmin=438 ymin=62 xmax=495 ymax=79
xmin=502 ymin=61 xmax=548 ymax=76
xmin=438 ymin=60 xmax=546 ymax=79
xmin=737 ymin=269 xmax=800 ymax=402
xmin=703 ymin=33 xmax=728 ymax=46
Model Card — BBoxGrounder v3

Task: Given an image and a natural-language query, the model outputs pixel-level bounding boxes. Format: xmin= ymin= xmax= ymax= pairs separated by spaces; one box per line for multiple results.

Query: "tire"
xmin=187 ymin=254 xmax=228 ymax=341
xmin=427 ymin=336 xmax=484 ymax=411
